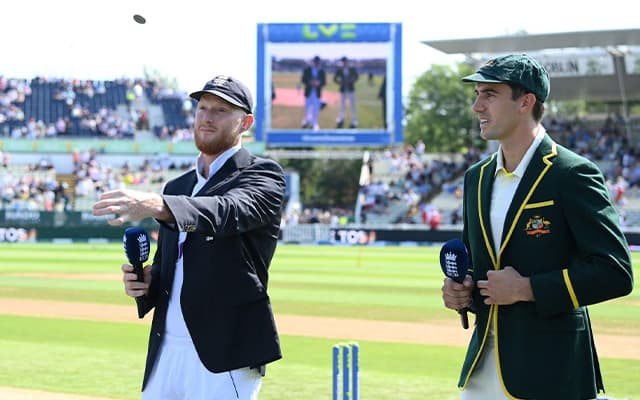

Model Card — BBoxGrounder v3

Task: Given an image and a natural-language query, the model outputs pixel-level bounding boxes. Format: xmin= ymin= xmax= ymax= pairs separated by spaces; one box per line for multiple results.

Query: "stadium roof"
xmin=422 ymin=29 xmax=640 ymax=103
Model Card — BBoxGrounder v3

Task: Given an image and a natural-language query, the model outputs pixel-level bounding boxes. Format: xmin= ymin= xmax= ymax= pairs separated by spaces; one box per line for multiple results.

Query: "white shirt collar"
xmin=495 ymin=125 xmax=546 ymax=177
xmin=195 ymin=143 xmax=241 ymax=182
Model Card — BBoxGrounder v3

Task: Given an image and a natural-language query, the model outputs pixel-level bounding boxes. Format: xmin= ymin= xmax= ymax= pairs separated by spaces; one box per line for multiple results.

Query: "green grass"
xmin=0 ymin=243 xmax=639 ymax=399
xmin=0 ymin=315 xmax=467 ymax=400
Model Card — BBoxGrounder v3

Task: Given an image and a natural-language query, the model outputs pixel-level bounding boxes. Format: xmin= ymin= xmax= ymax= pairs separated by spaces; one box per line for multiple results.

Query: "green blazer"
xmin=459 ymin=134 xmax=633 ymax=399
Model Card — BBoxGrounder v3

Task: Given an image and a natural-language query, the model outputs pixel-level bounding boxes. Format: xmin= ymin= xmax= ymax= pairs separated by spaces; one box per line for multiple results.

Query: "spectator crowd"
xmin=1 ymin=75 xmax=639 ymax=229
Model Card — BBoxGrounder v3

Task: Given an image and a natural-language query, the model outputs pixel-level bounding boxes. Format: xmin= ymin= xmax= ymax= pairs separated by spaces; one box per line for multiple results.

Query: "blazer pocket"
xmin=536 ymin=310 xmax=586 ymax=332
xmin=524 ymin=200 xmax=554 ymax=209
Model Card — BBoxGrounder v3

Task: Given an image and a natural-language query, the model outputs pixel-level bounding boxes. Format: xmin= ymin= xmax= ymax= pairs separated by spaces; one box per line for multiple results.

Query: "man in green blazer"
xmin=442 ymin=53 xmax=634 ymax=400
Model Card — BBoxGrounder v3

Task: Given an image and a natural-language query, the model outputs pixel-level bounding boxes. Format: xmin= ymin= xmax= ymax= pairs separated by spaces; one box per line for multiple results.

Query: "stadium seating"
xmin=0 ymin=77 xmax=192 ymax=139
xmin=2 ymin=75 xmax=639 ymax=229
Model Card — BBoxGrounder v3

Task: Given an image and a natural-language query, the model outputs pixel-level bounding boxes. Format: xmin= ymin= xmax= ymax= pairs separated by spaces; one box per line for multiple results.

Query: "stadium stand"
xmin=355 ymin=145 xmax=479 ymax=227
xmin=2 ymin=73 xmax=639 ymax=231
xmin=0 ymin=76 xmax=193 ymax=141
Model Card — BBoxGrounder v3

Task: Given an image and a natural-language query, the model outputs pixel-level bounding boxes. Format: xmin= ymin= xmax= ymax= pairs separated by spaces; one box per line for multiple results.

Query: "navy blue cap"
xmin=190 ymin=75 xmax=253 ymax=113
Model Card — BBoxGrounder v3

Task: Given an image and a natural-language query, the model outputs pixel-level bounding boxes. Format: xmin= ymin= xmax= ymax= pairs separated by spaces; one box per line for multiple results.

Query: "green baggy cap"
xmin=462 ymin=53 xmax=550 ymax=102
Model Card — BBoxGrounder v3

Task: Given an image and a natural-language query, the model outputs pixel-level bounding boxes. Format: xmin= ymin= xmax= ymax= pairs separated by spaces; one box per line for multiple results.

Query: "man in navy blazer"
xmin=93 ymin=75 xmax=285 ymax=399
xmin=301 ymin=55 xmax=326 ymax=130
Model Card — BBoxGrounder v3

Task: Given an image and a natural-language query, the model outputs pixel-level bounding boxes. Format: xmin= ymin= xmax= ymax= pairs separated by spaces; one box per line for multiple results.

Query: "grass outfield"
xmin=0 ymin=242 xmax=638 ymax=399
xmin=271 ymin=71 xmax=385 ymax=130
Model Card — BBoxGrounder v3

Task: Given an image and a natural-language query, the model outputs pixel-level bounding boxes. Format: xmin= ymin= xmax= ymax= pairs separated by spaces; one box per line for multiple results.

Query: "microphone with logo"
xmin=439 ymin=239 xmax=470 ymax=329
xmin=123 ymin=227 xmax=150 ymax=318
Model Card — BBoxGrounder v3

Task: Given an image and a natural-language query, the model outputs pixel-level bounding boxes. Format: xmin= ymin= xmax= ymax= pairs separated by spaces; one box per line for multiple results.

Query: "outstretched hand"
xmin=92 ymin=188 xmax=166 ymax=226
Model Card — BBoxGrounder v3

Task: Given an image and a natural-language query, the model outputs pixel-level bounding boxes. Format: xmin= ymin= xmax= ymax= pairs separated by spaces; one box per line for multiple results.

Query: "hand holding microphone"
xmin=123 ymin=227 xmax=150 ymax=318
xmin=440 ymin=239 xmax=471 ymax=329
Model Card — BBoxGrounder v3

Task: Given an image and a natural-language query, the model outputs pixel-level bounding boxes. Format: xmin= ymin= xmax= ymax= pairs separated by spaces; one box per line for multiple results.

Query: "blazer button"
xmin=183 ymin=224 xmax=196 ymax=232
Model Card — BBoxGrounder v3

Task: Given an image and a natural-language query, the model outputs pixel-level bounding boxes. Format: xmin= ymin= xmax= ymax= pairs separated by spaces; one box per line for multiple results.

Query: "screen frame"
xmin=256 ymin=22 xmax=403 ymax=148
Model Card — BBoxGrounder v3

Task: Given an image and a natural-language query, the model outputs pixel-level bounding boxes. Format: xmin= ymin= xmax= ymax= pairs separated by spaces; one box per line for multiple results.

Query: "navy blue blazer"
xmin=302 ymin=66 xmax=326 ymax=98
xmin=137 ymin=148 xmax=286 ymax=389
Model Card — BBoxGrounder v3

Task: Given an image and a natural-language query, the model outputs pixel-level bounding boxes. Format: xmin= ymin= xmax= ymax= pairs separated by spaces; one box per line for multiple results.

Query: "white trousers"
xmin=304 ymin=90 xmax=321 ymax=128
xmin=337 ymin=91 xmax=357 ymax=124
xmin=461 ymin=333 xmax=596 ymax=400
xmin=142 ymin=334 xmax=262 ymax=400
xmin=461 ymin=334 xmax=508 ymax=400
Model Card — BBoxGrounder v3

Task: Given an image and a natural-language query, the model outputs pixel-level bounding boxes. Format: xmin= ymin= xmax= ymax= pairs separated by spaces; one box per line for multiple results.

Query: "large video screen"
xmin=256 ymin=23 xmax=402 ymax=148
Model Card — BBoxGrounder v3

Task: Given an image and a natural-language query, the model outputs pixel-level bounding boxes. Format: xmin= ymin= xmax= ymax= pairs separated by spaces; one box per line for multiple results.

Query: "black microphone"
xmin=439 ymin=239 xmax=470 ymax=329
xmin=123 ymin=227 xmax=150 ymax=318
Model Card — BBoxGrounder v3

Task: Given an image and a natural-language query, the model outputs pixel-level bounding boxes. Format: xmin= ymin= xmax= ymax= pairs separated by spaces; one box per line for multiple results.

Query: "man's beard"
xmin=195 ymin=135 xmax=224 ymax=155
xmin=194 ymin=125 xmax=231 ymax=155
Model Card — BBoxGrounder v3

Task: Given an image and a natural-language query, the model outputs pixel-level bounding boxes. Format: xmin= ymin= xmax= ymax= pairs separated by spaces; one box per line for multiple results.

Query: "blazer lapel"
xmin=165 ymin=170 xmax=197 ymax=196
xmin=194 ymin=148 xmax=252 ymax=196
xmin=477 ymin=153 xmax=499 ymax=268
xmin=498 ymin=135 xmax=557 ymax=261
xmin=159 ymin=169 xmax=197 ymax=283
